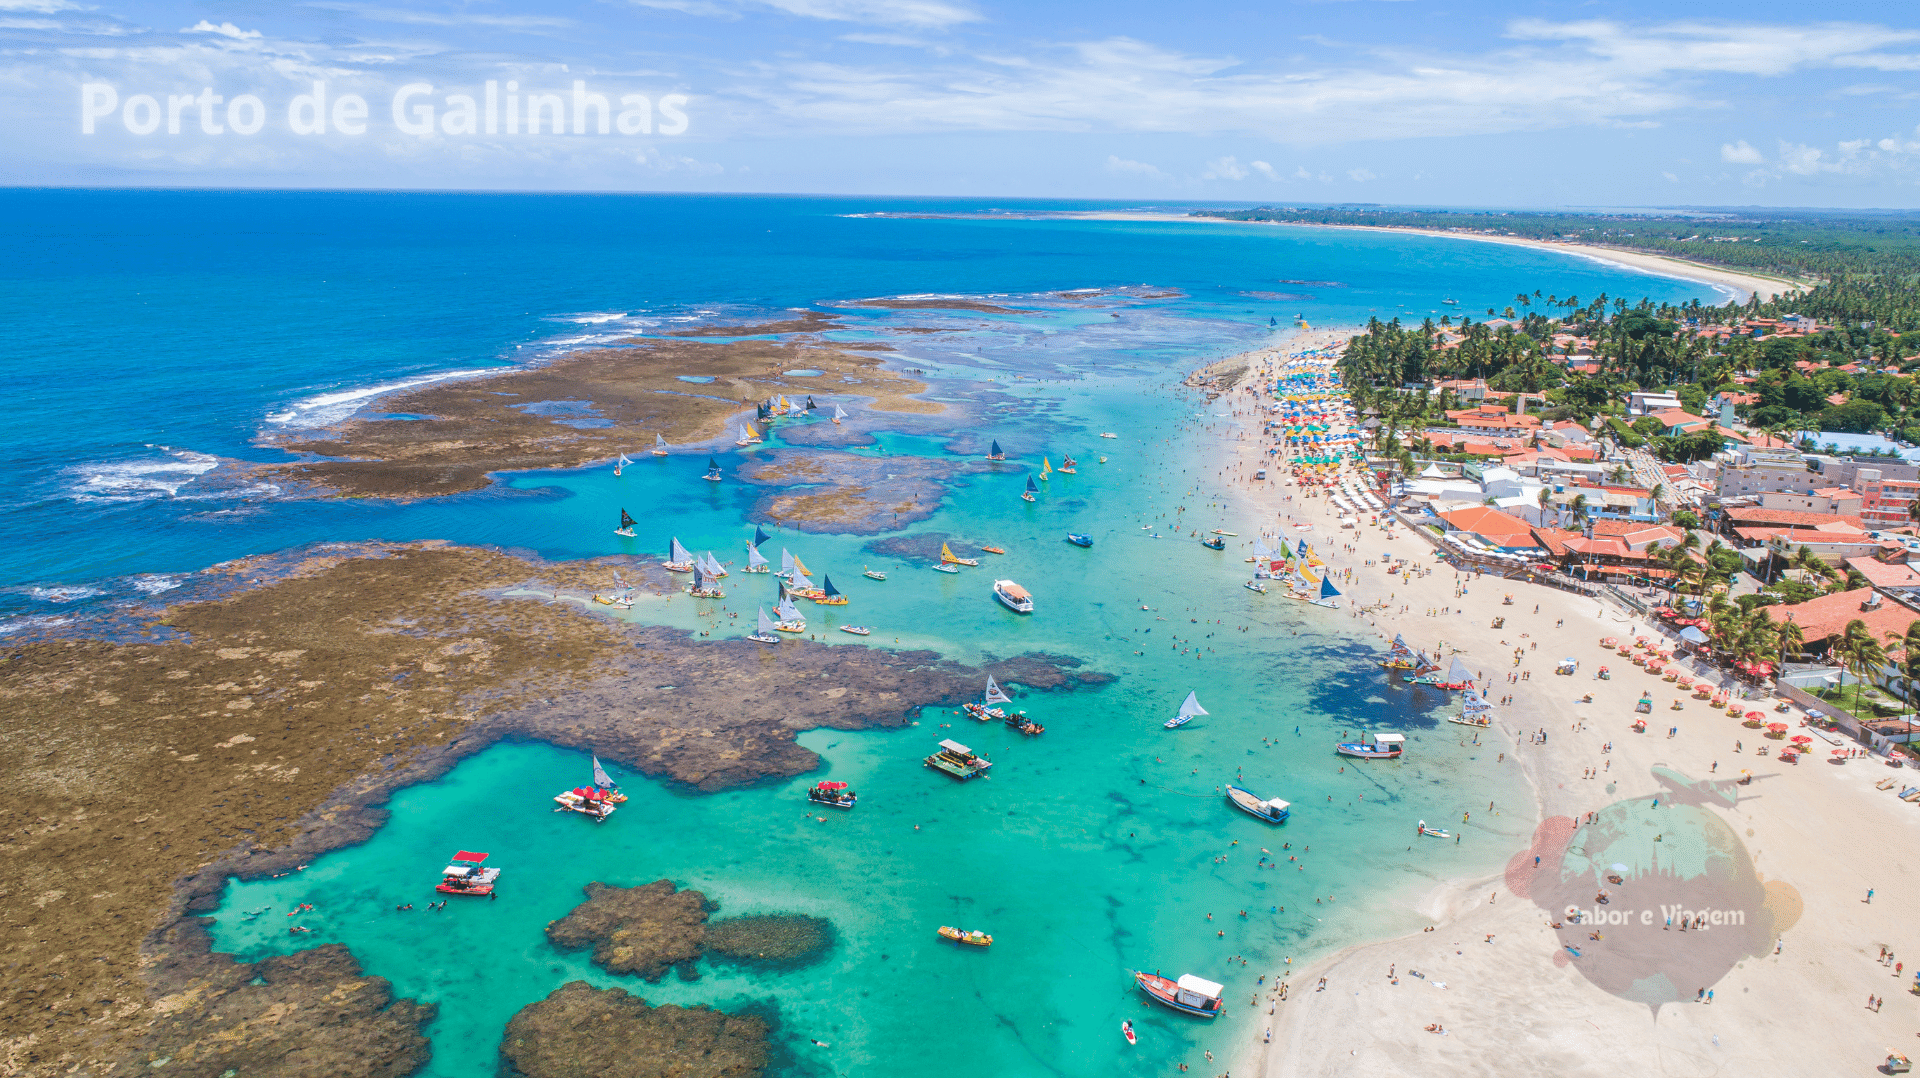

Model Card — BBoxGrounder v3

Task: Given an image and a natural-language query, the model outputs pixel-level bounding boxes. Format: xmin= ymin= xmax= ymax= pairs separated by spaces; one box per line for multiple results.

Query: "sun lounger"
xmin=1900 ymin=789 xmax=1920 ymax=802
xmin=1876 ymin=778 xmax=1898 ymax=790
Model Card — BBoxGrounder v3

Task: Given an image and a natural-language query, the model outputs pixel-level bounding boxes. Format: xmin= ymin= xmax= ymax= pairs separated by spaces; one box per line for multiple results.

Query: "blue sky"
xmin=7 ymin=0 xmax=1920 ymax=205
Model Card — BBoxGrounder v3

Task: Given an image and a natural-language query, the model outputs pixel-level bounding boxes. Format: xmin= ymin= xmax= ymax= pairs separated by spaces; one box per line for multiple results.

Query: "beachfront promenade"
xmin=1208 ymin=346 xmax=1920 ymax=1078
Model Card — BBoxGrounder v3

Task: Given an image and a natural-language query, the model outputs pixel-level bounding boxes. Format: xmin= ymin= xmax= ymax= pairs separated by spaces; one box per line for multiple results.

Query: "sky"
xmin=5 ymin=0 xmax=1920 ymax=206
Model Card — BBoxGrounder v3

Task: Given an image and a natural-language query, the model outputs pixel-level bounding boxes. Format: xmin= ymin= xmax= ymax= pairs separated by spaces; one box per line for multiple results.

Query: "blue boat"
xmin=1066 ymin=533 xmax=1093 ymax=547
xmin=1134 ymin=971 xmax=1223 ymax=1018
xmin=1225 ymin=784 xmax=1290 ymax=823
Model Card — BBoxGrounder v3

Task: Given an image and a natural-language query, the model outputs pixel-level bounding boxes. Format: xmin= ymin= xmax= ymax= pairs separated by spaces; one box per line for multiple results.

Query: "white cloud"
xmin=183 ymin=20 xmax=261 ymax=39
xmin=0 ymin=0 xmax=84 ymax=10
xmin=760 ymin=0 xmax=977 ymax=27
xmin=1720 ymin=139 xmax=1764 ymax=163
xmin=1250 ymin=159 xmax=1277 ymax=179
xmin=1105 ymin=154 xmax=1164 ymax=178
xmin=301 ymin=4 xmax=573 ymax=30
xmin=1203 ymin=155 xmax=1248 ymax=180
xmin=1662 ymin=170 xmax=1679 ymax=181
xmin=1347 ymin=166 xmax=1376 ymax=182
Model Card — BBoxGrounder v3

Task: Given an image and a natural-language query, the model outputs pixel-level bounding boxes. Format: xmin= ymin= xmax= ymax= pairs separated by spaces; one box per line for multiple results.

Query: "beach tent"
xmin=1679 ymin=626 xmax=1709 ymax=645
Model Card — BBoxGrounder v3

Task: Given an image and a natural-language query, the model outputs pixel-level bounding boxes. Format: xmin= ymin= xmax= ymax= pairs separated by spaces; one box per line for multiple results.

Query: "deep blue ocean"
xmin=4 ymin=191 xmax=1721 ymax=1075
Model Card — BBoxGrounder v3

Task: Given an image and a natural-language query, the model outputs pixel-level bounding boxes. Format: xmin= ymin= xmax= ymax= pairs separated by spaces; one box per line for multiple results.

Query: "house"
xmin=1628 ymin=391 xmax=1682 ymax=416
xmin=1716 ymin=451 xmax=1816 ymax=500
xmin=1758 ymin=489 xmax=1866 ymax=517
xmin=1648 ymin=408 xmax=1714 ymax=435
xmin=1855 ymin=469 xmax=1920 ymax=529
xmin=1768 ymin=588 xmax=1919 ymax=656
xmin=1845 ymin=558 xmax=1920 ymax=591
xmin=1437 ymin=506 xmax=1543 ymax=551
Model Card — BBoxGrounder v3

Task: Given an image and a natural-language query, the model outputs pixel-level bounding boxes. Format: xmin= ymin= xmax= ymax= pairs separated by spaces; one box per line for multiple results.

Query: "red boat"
xmin=436 ymin=850 xmax=500 ymax=896
xmin=1134 ymin=971 xmax=1223 ymax=1018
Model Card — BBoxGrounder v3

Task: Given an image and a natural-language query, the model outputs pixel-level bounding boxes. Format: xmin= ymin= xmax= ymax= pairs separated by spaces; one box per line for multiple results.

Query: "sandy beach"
xmin=1060 ymin=211 xmax=1801 ymax=303
xmin=1195 ymin=351 xmax=1920 ymax=1076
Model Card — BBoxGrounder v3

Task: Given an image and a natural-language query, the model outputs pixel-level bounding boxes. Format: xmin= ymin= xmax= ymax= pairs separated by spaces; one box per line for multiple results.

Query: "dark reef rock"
xmin=739 ymin=450 xmax=962 ymax=534
xmin=133 ymin=923 xmax=432 ymax=1077
xmin=704 ymin=915 xmax=836 ymax=971
xmin=545 ymin=880 xmax=714 ymax=982
xmin=501 ymin=982 xmax=769 ymax=1077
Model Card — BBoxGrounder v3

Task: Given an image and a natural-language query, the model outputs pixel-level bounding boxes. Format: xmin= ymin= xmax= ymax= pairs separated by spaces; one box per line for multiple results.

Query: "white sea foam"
xmin=265 ymin=369 xmax=496 ymax=430
xmin=561 ymin=312 xmax=630 ymax=324
xmin=0 ymin=614 xmax=73 ymax=636
xmin=29 ymin=585 xmax=102 ymax=603
xmin=71 ymin=447 xmax=221 ymax=503
xmin=130 ymin=574 xmax=185 ymax=595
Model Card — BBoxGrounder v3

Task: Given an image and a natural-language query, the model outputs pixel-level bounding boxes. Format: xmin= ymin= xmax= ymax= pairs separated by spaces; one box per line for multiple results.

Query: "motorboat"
xmin=1134 ymin=972 xmax=1223 ymax=1018
xmin=932 ymin=563 xmax=961 ymax=574
xmin=1200 ymin=536 xmax=1226 ymax=550
xmin=924 ymin=739 xmax=991 ymax=780
xmin=807 ymin=780 xmax=857 ymax=809
xmin=938 ymin=926 xmax=992 ymax=947
xmin=839 ymin=625 xmax=872 ymax=636
xmin=1336 ymin=733 xmax=1405 ymax=759
xmin=554 ymin=786 xmax=617 ymax=821
xmin=436 ymin=850 xmax=500 ymax=896
xmin=1004 ymin=711 xmax=1044 ymax=735
xmin=1225 ymin=784 xmax=1289 ymax=823
xmin=1065 ymin=533 xmax=1093 ymax=547
xmin=1099 ymin=432 xmax=1118 ymax=439
xmin=992 ymin=579 xmax=1034 ymax=613
xmin=1244 ymin=581 xmax=1267 ymax=594
xmin=980 ymin=545 xmax=1006 ymax=555
xmin=863 ymin=566 xmax=887 ymax=580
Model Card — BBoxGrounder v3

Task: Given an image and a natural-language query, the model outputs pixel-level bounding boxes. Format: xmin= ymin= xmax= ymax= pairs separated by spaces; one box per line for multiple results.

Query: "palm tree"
xmin=1833 ymin=618 xmax=1890 ymax=703
xmin=1570 ymin=494 xmax=1590 ymax=531
xmin=1778 ymin=617 xmax=1805 ymax=668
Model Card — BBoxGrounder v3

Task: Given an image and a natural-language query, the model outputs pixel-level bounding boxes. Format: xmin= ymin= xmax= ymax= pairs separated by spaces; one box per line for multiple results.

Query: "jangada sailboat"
xmin=614 ymin=508 xmax=638 ymax=538
xmin=651 ymin=433 xmax=669 ymax=457
xmin=1310 ymin=574 xmax=1341 ymax=610
xmin=1164 ymin=690 xmax=1208 ymax=730
xmin=703 ymin=457 xmax=723 ymax=482
xmin=698 ymin=551 xmax=728 ymax=578
xmin=774 ymin=595 xmax=807 ymax=633
xmin=787 ymin=570 xmax=826 ymax=600
xmin=940 ymin=542 xmax=979 ymax=567
xmin=663 ymin=537 xmax=694 ymax=573
xmin=615 ymin=452 xmax=631 ymax=477
xmin=779 ymin=548 xmax=798 ymax=581
xmin=685 ymin=565 xmax=725 ymax=599
xmin=735 ymin=424 xmax=759 ymax=447
xmin=1060 ymin=455 xmax=1077 ymax=474
xmin=748 ymin=607 xmax=781 ymax=643
xmin=1041 ymin=457 xmax=1052 ymax=480
xmin=813 ymin=575 xmax=848 ymax=605
xmin=833 ymin=404 xmax=848 ymax=425
xmin=1021 ymin=475 xmax=1038 ymax=503
xmin=986 ymin=439 xmax=1006 ymax=462
xmin=863 ymin=565 xmax=887 ymax=581
xmin=744 ymin=540 xmax=772 ymax=573
xmin=965 ymin=675 xmax=1012 ymax=721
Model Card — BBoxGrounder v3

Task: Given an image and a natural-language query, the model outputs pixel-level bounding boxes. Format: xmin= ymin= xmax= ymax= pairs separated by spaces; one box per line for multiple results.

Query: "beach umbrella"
xmin=1601 ymin=637 xmax=1619 ymax=648
xmin=1766 ymin=722 xmax=1789 ymax=733
xmin=1745 ymin=711 xmax=1767 ymax=721
xmin=1790 ymin=735 xmax=1813 ymax=745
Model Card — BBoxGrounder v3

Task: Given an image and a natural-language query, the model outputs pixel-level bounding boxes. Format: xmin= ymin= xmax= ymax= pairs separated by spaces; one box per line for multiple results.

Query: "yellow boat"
xmin=940 ymin=543 xmax=979 ymax=567
xmin=938 ymin=926 xmax=992 ymax=947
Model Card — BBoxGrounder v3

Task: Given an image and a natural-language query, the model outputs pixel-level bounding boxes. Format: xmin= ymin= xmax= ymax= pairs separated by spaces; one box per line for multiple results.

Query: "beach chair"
xmin=1900 ymin=788 xmax=1920 ymax=802
xmin=1876 ymin=778 xmax=1897 ymax=791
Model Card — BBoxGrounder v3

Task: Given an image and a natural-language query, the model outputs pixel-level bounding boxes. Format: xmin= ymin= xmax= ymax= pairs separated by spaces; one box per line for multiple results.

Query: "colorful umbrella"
xmin=1745 ymin=711 xmax=1767 ymax=721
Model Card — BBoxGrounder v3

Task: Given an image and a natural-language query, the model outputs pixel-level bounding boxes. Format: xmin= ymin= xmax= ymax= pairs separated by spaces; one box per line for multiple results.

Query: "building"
xmin=1758 ymin=489 xmax=1866 ymax=517
xmin=1628 ymin=391 xmax=1682 ymax=416
xmin=1768 ymin=588 xmax=1918 ymax=658
xmin=1855 ymin=469 xmax=1920 ymax=530
xmin=1436 ymin=505 xmax=1542 ymax=551
xmin=1716 ymin=450 xmax=1815 ymax=501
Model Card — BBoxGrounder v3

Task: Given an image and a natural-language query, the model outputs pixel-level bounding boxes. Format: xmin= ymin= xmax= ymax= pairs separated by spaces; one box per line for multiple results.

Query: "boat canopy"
xmin=1374 ymin=733 xmax=1406 ymax=745
xmin=939 ymin=739 xmax=972 ymax=754
xmin=453 ymin=850 xmax=488 ymax=863
xmin=1176 ymin=974 xmax=1224 ymax=998
xmin=818 ymin=780 xmax=848 ymax=791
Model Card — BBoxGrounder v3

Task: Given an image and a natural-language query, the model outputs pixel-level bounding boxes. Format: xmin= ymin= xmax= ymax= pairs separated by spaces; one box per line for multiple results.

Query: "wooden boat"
xmin=614 ymin=508 xmax=637 ymax=538
xmin=436 ymin=850 xmax=500 ymax=896
xmin=1416 ymin=823 xmax=1452 ymax=839
xmin=940 ymin=543 xmax=979 ymax=567
xmin=863 ymin=566 xmax=886 ymax=580
xmin=992 ymin=579 xmax=1034 ymax=613
xmin=1134 ymin=972 xmax=1222 ymax=1018
xmin=614 ymin=452 xmax=631 ymax=477
xmin=807 ymin=781 xmax=857 ymax=809
xmin=662 ymin=537 xmax=694 ymax=573
xmin=833 ymin=404 xmax=848 ymax=425
xmin=1211 ymin=530 xmax=1237 ymax=536
xmin=773 ymin=596 xmax=807 ymax=633
xmin=1225 ymin=784 xmax=1289 ymax=823
xmin=970 ymin=675 xmax=1011 ymax=720
xmin=962 ymin=702 xmax=1003 ymax=722
xmin=980 ymin=545 xmax=1006 ymax=555
xmin=747 ymin=607 xmax=781 ymax=643
xmin=702 ymin=456 xmax=723 ymax=482
xmin=1122 ymin=1021 xmax=1136 ymax=1046
xmin=1060 ymin=456 xmax=1077 ymax=474
xmin=650 ymin=433 xmax=669 ymax=456
xmin=1336 ymin=733 xmax=1405 ymax=759
xmin=938 ymin=926 xmax=992 ymax=947
xmin=812 ymin=575 xmax=849 ymax=605
xmin=932 ymin=563 xmax=961 ymax=574
xmin=1244 ymin=581 xmax=1267 ymax=594
xmin=786 ymin=572 xmax=826 ymax=601
xmin=839 ymin=625 xmax=871 ymax=636
xmin=1165 ymin=690 xmax=1207 ymax=730
xmin=684 ymin=565 xmax=725 ymax=599
xmin=1099 ymin=432 xmax=1118 ymax=439
xmin=1022 ymin=475 xmax=1038 ymax=503
xmin=1004 ymin=711 xmax=1044 ymax=735
xmin=743 ymin=540 xmax=772 ymax=573
xmin=1066 ymin=533 xmax=1093 ymax=547
xmin=924 ymin=739 xmax=991 ymax=780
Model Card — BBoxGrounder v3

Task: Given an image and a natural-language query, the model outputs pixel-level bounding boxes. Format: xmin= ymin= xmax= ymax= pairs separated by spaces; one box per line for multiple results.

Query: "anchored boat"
xmin=1065 ymin=533 xmax=1093 ymax=547
xmin=554 ymin=785 xmax=618 ymax=821
xmin=1225 ymin=784 xmax=1290 ymax=823
xmin=932 ymin=563 xmax=961 ymax=574
xmin=650 ymin=433 xmax=669 ymax=456
xmin=436 ymin=850 xmax=500 ymax=896
xmin=1022 ymin=475 xmax=1038 ymax=503
xmin=663 ymin=537 xmax=694 ymax=573
xmin=813 ymin=575 xmax=848 ymax=605
xmin=807 ymin=780 xmax=857 ymax=809
xmin=787 ymin=570 xmax=826 ymax=601
xmin=614 ymin=451 xmax=631 ymax=477
xmin=924 ymin=739 xmax=991 ymax=780
xmin=685 ymin=565 xmax=725 ymax=599
xmin=614 ymin=508 xmax=637 ymax=538
xmin=838 ymin=625 xmax=871 ymax=636
xmin=702 ymin=456 xmax=723 ymax=481
xmin=1449 ymin=690 xmax=1494 ymax=728
xmin=863 ymin=565 xmax=887 ymax=581
xmin=1336 ymin=733 xmax=1405 ymax=759
xmin=986 ymin=440 xmax=1005 ymax=462
xmin=1134 ymin=972 xmax=1223 ymax=1018
xmin=698 ymin=551 xmax=728 ymax=578
xmin=992 ymin=579 xmax=1033 ymax=613
xmin=1060 ymin=455 xmax=1077 ymax=474
xmin=938 ymin=926 xmax=992 ymax=947
xmin=774 ymin=595 xmax=807 ymax=633
xmin=1164 ymin=690 xmax=1207 ymax=730
xmin=940 ymin=543 xmax=978 ymax=567
xmin=748 ymin=607 xmax=781 ymax=643
xmin=1200 ymin=536 xmax=1226 ymax=550
xmin=744 ymin=540 xmax=772 ymax=573
xmin=833 ymin=404 xmax=848 ymax=425
xmin=963 ymin=675 xmax=1012 ymax=721
xmin=979 ymin=545 xmax=1006 ymax=555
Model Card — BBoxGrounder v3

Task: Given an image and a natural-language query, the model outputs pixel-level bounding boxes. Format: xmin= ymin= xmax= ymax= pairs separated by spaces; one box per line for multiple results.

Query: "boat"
xmin=839 ymin=625 xmax=872 ymax=636
xmin=1065 ymin=533 xmax=1093 ymax=547
xmin=1244 ymin=581 xmax=1267 ymax=594
xmin=980 ymin=545 xmax=1006 ymax=555
xmin=1200 ymin=536 xmax=1226 ymax=550
xmin=1225 ymin=784 xmax=1290 ymax=823
xmin=748 ymin=607 xmax=781 ymax=643
xmin=1099 ymin=432 xmax=1118 ymax=439
xmin=940 ymin=543 xmax=979 ymax=567
xmin=924 ymin=739 xmax=991 ymax=780
xmin=963 ymin=675 xmax=1012 ymax=721
xmin=1164 ymin=690 xmax=1208 ymax=730
xmin=1309 ymin=573 xmax=1341 ymax=609
xmin=435 ymin=850 xmax=500 ymax=896
xmin=813 ymin=575 xmax=849 ymax=605
xmin=986 ymin=440 xmax=1006 ymax=462
xmin=932 ymin=563 xmax=961 ymax=574
xmin=1416 ymin=822 xmax=1452 ymax=839
xmin=774 ymin=596 xmax=807 ymax=633
xmin=651 ymin=433 xmax=669 ymax=456
xmin=788 ymin=570 xmax=825 ymax=600
xmin=735 ymin=423 xmax=761 ymax=446
xmin=1442 ymin=297 xmax=1459 ymax=306
xmin=779 ymin=548 xmax=798 ymax=581
xmin=863 ymin=565 xmax=887 ymax=581
xmin=1022 ymin=475 xmax=1038 ymax=503
xmin=614 ymin=451 xmax=631 ymax=477
xmin=615 ymin=508 xmax=637 ymax=538
xmin=833 ymin=404 xmax=848 ymax=425
xmin=554 ymin=785 xmax=617 ymax=821
xmin=1449 ymin=690 xmax=1494 ymax=728
xmin=685 ymin=566 xmax=725 ymax=599
xmin=744 ymin=540 xmax=772 ymax=573
xmin=1211 ymin=530 xmax=1237 ymax=537
xmin=807 ymin=780 xmax=857 ymax=809
xmin=805 ymin=396 xmax=817 ymax=411
xmin=1122 ymin=1021 xmax=1136 ymax=1046
xmin=1060 ymin=455 xmax=1077 ymax=474
xmin=1335 ymin=733 xmax=1405 ymax=759
xmin=1004 ymin=711 xmax=1044 ymax=735
xmin=663 ymin=537 xmax=694 ymax=573
xmin=1099 ymin=456 xmax=1107 ymax=463
xmin=702 ymin=457 xmax=723 ymax=482
xmin=1133 ymin=972 xmax=1223 ymax=1018
xmin=698 ymin=551 xmax=728 ymax=578
xmin=1041 ymin=456 xmax=1052 ymax=479
xmin=937 ymin=926 xmax=992 ymax=947
xmin=992 ymin=579 xmax=1034 ymax=614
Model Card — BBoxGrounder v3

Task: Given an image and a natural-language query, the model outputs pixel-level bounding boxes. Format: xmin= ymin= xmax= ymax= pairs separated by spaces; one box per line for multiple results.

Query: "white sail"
xmin=790 ymin=570 xmax=815 ymax=591
xmin=700 ymin=552 xmax=725 ymax=576
xmin=739 ymin=424 xmax=752 ymax=441
xmin=1252 ymin=537 xmax=1272 ymax=558
xmin=617 ymin=452 xmax=632 ymax=467
xmin=833 ymin=404 xmax=848 ymax=420
xmin=1447 ymin=658 xmax=1475 ymax=685
xmin=1462 ymin=690 xmax=1493 ymax=715
xmin=1178 ymin=691 xmax=1208 ymax=718
xmin=780 ymin=548 xmax=797 ymax=577
xmin=777 ymin=596 xmax=803 ymax=622
xmin=654 ymin=433 xmax=668 ymax=449
xmin=746 ymin=541 xmax=770 ymax=569
xmin=592 ymin=756 xmax=615 ymax=789
xmin=984 ymin=675 xmax=1012 ymax=705
xmin=669 ymin=537 xmax=692 ymax=565
xmin=757 ymin=607 xmax=777 ymax=634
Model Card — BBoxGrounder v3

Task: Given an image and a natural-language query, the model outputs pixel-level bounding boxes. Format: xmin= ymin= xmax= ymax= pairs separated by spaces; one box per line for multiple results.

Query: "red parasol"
xmin=819 ymin=781 xmax=849 ymax=791
xmin=1745 ymin=711 xmax=1767 ymax=721
xmin=1766 ymin=722 xmax=1789 ymax=733
xmin=1790 ymin=735 xmax=1813 ymax=745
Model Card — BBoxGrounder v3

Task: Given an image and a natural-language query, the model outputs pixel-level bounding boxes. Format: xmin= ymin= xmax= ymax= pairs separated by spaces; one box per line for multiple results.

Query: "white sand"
xmin=1193 ymin=357 xmax=1920 ymax=1077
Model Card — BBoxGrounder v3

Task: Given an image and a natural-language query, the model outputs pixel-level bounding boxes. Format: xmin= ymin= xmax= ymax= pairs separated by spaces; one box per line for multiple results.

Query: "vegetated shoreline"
xmin=1 ymin=541 xmax=1113 ymax=1076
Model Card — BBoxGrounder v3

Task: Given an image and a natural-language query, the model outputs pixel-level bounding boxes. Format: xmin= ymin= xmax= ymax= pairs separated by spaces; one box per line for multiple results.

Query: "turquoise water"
xmin=0 ymin=192 xmax=1728 ymax=1074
